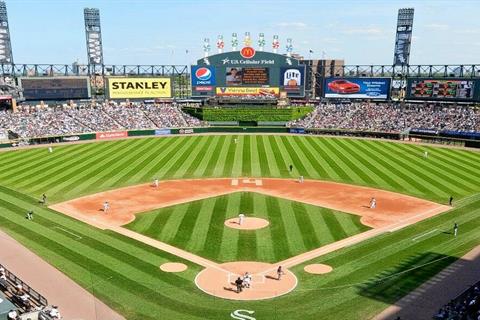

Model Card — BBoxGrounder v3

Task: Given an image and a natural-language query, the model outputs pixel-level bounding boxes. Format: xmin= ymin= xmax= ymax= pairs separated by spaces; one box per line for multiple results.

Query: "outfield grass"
xmin=0 ymin=135 xmax=479 ymax=319
xmin=126 ymin=192 xmax=368 ymax=263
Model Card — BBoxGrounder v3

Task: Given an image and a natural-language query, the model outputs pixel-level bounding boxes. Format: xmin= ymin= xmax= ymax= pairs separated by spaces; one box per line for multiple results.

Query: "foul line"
xmin=412 ymin=229 xmax=438 ymax=242
xmin=52 ymin=226 xmax=83 ymax=240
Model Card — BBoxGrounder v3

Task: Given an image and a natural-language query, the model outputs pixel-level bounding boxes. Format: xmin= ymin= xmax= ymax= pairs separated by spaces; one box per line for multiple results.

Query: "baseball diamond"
xmin=0 ymin=134 xmax=480 ymax=319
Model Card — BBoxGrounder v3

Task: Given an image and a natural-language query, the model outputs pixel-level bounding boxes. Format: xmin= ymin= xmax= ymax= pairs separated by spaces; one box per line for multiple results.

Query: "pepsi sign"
xmin=191 ymin=66 xmax=216 ymax=86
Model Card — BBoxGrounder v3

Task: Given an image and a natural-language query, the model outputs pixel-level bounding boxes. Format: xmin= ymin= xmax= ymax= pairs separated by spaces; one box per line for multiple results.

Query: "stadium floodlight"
xmin=84 ymin=8 xmax=104 ymax=65
xmin=0 ymin=1 xmax=14 ymax=64
xmin=393 ymin=8 xmax=414 ymax=66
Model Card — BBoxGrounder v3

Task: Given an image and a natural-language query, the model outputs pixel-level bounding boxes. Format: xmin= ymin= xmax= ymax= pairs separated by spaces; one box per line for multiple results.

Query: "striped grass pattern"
xmin=127 ymin=192 xmax=368 ymax=263
xmin=0 ymin=135 xmax=479 ymax=319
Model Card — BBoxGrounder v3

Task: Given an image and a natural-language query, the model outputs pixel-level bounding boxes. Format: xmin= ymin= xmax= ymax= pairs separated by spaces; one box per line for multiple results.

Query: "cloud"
xmin=425 ymin=23 xmax=449 ymax=31
xmin=341 ymin=27 xmax=384 ymax=35
xmin=276 ymin=22 xmax=307 ymax=29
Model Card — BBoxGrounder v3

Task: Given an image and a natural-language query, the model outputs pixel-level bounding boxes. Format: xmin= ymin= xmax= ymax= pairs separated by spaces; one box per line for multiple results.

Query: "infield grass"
xmin=126 ymin=192 xmax=369 ymax=263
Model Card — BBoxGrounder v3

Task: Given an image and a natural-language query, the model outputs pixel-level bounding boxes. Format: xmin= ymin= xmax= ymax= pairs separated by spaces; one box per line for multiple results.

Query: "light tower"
xmin=0 ymin=1 xmax=14 ymax=64
xmin=84 ymin=8 xmax=104 ymax=65
xmin=393 ymin=8 xmax=414 ymax=66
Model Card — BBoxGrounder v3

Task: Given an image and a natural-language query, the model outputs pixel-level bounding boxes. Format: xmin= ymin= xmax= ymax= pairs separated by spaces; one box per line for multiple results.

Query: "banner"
xmin=107 ymin=78 xmax=172 ymax=99
xmin=215 ymin=87 xmax=279 ymax=96
xmin=155 ymin=129 xmax=171 ymax=136
xmin=96 ymin=131 xmax=128 ymax=140
xmin=289 ymin=128 xmax=305 ymax=134
xmin=324 ymin=78 xmax=391 ymax=99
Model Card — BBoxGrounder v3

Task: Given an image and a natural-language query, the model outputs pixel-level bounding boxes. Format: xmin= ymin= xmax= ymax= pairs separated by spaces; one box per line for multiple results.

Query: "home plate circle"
xmin=195 ymin=261 xmax=297 ymax=300
xmin=160 ymin=262 xmax=188 ymax=272
xmin=225 ymin=217 xmax=269 ymax=230
xmin=304 ymin=264 xmax=333 ymax=274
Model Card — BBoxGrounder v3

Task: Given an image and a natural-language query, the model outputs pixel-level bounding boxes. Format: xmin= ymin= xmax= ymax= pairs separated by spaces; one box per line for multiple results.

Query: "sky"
xmin=5 ymin=0 xmax=480 ymax=66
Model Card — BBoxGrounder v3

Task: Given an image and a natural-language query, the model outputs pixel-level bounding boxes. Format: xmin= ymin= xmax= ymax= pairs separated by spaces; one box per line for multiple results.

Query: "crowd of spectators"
xmin=1 ymin=264 xmax=61 ymax=319
xmin=0 ymin=101 xmax=204 ymax=138
xmin=288 ymin=102 xmax=480 ymax=133
xmin=434 ymin=282 xmax=480 ymax=319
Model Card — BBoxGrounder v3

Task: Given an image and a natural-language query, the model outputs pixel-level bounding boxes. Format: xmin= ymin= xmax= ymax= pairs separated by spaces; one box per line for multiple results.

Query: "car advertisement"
xmin=107 ymin=77 xmax=172 ymax=99
xmin=215 ymin=87 xmax=280 ymax=96
xmin=324 ymin=78 xmax=391 ymax=99
xmin=191 ymin=66 xmax=216 ymax=86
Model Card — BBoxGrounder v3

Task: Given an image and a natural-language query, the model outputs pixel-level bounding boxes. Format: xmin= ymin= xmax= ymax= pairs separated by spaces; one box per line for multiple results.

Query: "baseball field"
xmin=0 ymin=134 xmax=479 ymax=319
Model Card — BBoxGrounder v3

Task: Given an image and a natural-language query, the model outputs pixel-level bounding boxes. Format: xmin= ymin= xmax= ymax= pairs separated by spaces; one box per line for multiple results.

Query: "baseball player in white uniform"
xmin=103 ymin=201 xmax=110 ymax=213
xmin=238 ymin=213 xmax=245 ymax=225
xmin=370 ymin=197 xmax=376 ymax=209
xmin=153 ymin=178 xmax=159 ymax=188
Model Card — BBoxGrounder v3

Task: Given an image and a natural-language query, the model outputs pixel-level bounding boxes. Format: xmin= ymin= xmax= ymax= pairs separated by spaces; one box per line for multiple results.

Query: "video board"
xmin=20 ymin=77 xmax=90 ymax=101
xmin=191 ymin=48 xmax=305 ymax=97
xmin=324 ymin=78 xmax=391 ymax=99
xmin=406 ymin=79 xmax=476 ymax=101
xmin=225 ymin=67 xmax=269 ymax=86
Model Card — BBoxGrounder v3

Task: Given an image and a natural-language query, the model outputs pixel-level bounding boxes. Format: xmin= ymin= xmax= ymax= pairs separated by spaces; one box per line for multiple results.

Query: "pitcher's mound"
xmin=225 ymin=217 xmax=269 ymax=230
xmin=195 ymin=261 xmax=297 ymax=301
xmin=160 ymin=262 xmax=187 ymax=273
xmin=304 ymin=264 xmax=333 ymax=274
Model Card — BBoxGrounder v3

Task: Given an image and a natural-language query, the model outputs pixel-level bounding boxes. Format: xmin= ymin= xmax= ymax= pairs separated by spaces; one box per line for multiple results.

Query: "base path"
xmin=0 ymin=229 xmax=125 ymax=320
xmin=50 ymin=178 xmax=450 ymax=230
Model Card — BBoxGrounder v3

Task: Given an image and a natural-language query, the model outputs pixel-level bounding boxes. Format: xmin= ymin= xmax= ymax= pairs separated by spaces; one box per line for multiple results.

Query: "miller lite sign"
xmin=283 ymin=68 xmax=301 ymax=86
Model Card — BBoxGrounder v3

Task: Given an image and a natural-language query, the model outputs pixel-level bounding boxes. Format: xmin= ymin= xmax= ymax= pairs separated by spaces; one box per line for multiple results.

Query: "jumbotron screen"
xmin=225 ymin=67 xmax=269 ymax=85
xmin=407 ymin=79 xmax=475 ymax=100
xmin=20 ymin=77 xmax=90 ymax=100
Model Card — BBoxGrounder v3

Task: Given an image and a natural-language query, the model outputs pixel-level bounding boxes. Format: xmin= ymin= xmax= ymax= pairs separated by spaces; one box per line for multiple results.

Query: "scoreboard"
xmin=191 ymin=48 xmax=305 ymax=97
xmin=20 ymin=77 xmax=91 ymax=101
xmin=406 ymin=78 xmax=478 ymax=101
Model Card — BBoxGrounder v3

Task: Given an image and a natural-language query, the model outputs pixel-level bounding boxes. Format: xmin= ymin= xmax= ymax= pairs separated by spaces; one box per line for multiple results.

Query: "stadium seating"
xmin=288 ymin=102 xmax=480 ymax=133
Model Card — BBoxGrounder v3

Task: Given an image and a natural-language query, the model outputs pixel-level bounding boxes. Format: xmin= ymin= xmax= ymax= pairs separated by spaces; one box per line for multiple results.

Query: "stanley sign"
xmin=107 ymin=77 xmax=172 ymax=99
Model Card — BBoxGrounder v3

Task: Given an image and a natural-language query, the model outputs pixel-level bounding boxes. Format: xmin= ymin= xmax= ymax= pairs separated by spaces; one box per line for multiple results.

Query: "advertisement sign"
xmin=191 ymin=66 xmax=216 ymax=86
xmin=96 ymin=131 xmax=128 ymax=140
xmin=107 ymin=78 xmax=171 ymax=99
xmin=62 ymin=136 xmax=80 ymax=142
xmin=179 ymin=129 xmax=194 ymax=134
xmin=324 ymin=78 xmax=391 ymax=99
xmin=216 ymin=87 xmax=280 ymax=96
xmin=406 ymin=79 xmax=475 ymax=100
xmin=280 ymin=67 xmax=305 ymax=92
xmin=155 ymin=129 xmax=171 ymax=136
xmin=289 ymin=128 xmax=305 ymax=134
xmin=20 ymin=77 xmax=90 ymax=101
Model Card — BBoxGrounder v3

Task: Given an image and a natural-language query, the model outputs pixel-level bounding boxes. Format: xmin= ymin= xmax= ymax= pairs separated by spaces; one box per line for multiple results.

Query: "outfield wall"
xmin=3 ymin=126 xmax=480 ymax=150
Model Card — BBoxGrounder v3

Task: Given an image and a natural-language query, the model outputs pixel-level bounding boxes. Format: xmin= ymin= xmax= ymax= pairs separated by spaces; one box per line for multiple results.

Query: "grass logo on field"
xmin=230 ymin=309 xmax=256 ymax=320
